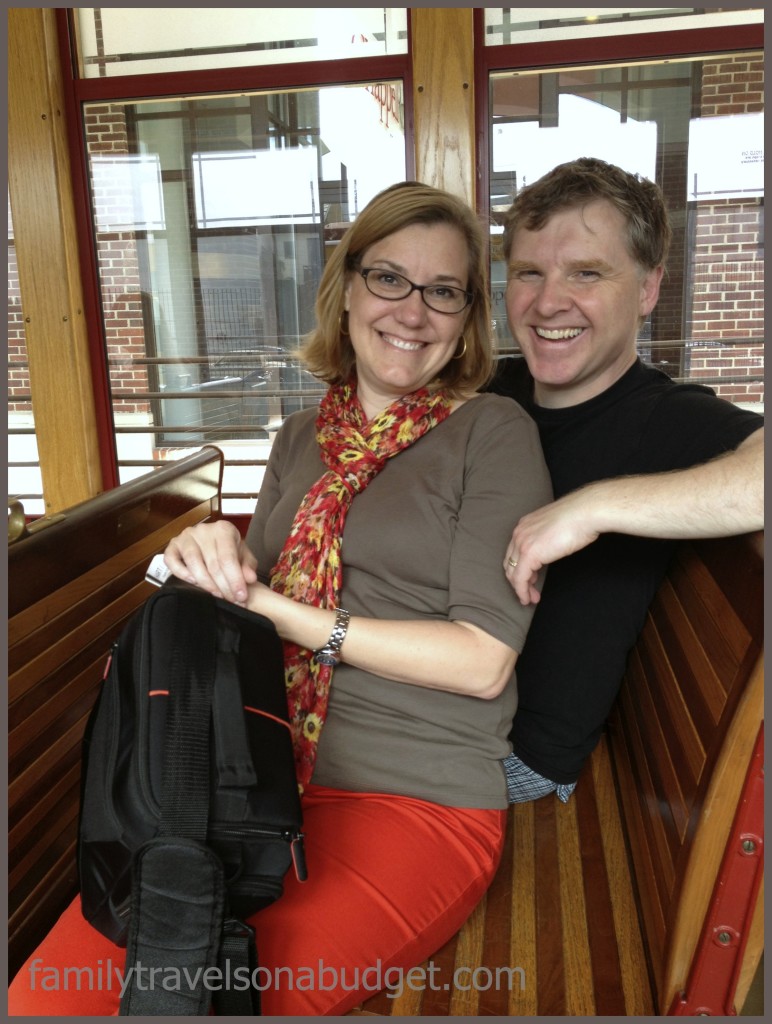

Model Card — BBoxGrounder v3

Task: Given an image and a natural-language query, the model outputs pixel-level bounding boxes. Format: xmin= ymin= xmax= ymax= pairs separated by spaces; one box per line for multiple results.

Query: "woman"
xmin=9 ymin=182 xmax=551 ymax=1016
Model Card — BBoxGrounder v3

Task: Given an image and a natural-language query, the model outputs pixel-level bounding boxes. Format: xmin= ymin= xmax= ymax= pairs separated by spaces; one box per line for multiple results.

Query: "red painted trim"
xmin=668 ymin=724 xmax=764 ymax=1016
xmin=402 ymin=13 xmax=416 ymax=182
xmin=473 ymin=9 xmax=489 ymax=222
xmin=72 ymin=53 xmax=411 ymax=103
xmin=55 ymin=8 xmax=120 ymax=490
xmin=480 ymin=23 xmax=763 ymax=73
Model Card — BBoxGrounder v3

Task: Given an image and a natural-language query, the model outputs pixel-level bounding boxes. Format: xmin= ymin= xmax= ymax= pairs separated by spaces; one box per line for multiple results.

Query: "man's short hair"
xmin=502 ymin=157 xmax=671 ymax=271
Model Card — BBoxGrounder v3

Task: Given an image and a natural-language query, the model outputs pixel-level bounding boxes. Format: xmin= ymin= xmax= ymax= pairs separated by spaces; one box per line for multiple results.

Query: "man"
xmin=488 ymin=157 xmax=764 ymax=804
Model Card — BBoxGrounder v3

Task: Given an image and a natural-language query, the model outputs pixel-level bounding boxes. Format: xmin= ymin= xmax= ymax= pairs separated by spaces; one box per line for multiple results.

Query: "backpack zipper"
xmin=211 ymin=825 xmax=308 ymax=882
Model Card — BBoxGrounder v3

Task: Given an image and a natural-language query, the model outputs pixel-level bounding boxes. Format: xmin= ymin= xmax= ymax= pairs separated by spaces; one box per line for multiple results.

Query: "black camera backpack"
xmin=78 ymin=578 xmax=307 ymax=1016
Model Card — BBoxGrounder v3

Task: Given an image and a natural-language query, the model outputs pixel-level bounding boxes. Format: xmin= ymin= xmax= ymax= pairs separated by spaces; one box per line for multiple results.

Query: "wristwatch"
xmin=314 ymin=608 xmax=351 ymax=667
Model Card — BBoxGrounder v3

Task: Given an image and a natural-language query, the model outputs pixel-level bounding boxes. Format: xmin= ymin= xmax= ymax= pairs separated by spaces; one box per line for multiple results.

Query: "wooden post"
xmin=8 ymin=8 xmax=103 ymax=513
xmin=411 ymin=8 xmax=475 ymax=206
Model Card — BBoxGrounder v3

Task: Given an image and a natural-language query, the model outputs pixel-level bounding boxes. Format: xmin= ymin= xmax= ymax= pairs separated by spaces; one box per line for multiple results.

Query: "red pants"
xmin=9 ymin=785 xmax=506 ymax=1016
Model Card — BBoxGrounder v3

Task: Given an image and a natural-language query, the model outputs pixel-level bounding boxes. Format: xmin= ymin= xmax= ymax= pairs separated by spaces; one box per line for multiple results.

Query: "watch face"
xmin=315 ymin=650 xmax=339 ymax=667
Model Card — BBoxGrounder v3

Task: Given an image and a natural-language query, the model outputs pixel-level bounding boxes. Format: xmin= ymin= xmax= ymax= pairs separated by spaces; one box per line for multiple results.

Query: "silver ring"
xmin=507 ymin=558 xmax=518 ymax=568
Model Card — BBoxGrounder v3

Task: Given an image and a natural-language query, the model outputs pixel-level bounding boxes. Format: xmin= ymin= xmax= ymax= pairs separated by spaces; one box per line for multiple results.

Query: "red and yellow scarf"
xmin=270 ymin=379 xmax=453 ymax=789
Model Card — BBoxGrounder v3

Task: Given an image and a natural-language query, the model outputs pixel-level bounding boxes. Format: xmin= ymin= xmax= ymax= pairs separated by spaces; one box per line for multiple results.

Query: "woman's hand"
xmin=163 ymin=520 xmax=258 ymax=604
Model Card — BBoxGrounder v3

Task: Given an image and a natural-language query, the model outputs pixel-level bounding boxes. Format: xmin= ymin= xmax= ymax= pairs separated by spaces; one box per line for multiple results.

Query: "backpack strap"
xmin=157 ymin=588 xmax=219 ymax=842
xmin=119 ymin=838 xmax=226 ymax=1016
xmin=213 ymin=918 xmax=262 ymax=1015
xmin=120 ymin=587 xmax=232 ymax=1016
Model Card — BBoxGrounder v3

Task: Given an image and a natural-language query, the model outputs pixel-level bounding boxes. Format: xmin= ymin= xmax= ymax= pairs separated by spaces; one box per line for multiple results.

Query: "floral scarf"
xmin=269 ymin=379 xmax=453 ymax=789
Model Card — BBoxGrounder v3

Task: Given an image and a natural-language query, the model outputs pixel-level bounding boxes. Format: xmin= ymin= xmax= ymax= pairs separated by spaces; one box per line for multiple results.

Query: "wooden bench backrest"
xmin=609 ymin=531 xmax=764 ymax=1013
xmin=8 ymin=446 xmax=224 ymax=977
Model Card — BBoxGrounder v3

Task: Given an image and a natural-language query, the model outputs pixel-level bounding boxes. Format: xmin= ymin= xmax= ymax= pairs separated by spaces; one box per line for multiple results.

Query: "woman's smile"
xmin=380 ymin=331 xmax=427 ymax=352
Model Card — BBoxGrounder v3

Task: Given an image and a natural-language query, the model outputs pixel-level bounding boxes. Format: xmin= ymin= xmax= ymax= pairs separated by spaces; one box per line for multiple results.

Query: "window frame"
xmin=473 ymin=14 xmax=764 ymax=218
xmin=55 ymin=8 xmax=414 ymax=493
xmin=473 ymin=12 xmax=764 ymax=401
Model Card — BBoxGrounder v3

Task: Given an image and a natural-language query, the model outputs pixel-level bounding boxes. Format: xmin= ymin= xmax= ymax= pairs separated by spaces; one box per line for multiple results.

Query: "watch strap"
xmin=314 ymin=608 xmax=351 ymax=666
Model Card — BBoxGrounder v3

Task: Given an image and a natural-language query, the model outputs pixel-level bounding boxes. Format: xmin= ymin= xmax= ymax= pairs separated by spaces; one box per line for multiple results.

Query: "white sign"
xmin=687 ymin=113 xmax=764 ymax=200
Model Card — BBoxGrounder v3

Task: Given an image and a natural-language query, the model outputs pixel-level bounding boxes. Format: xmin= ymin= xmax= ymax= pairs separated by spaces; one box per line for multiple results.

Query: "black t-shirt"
xmin=487 ymin=357 xmax=763 ymax=783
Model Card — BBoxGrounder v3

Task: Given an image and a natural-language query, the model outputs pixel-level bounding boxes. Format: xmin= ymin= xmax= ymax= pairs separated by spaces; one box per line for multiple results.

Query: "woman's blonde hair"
xmin=300 ymin=181 xmax=493 ymax=395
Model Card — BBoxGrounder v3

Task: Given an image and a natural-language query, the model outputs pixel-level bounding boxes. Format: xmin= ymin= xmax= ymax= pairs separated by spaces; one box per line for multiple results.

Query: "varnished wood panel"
xmin=509 ymin=801 xmax=538 ymax=1015
xmin=410 ymin=9 xmax=475 ymax=205
xmin=591 ymin=741 xmax=655 ymax=1015
xmin=7 ymin=8 xmax=102 ymax=511
xmin=477 ymin=811 xmax=514 ymax=1016
xmin=575 ymin=773 xmax=627 ymax=1015
xmin=610 ymin=534 xmax=763 ymax=1013
xmin=9 ymin=446 xmax=223 ymax=620
xmin=555 ymin=798 xmax=594 ymax=1015
xmin=651 ymin=580 xmax=727 ymax=726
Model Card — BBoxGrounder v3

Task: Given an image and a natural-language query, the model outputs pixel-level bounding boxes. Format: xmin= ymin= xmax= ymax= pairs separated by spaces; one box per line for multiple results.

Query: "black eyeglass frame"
xmin=359 ymin=268 xmax=472 ymax=314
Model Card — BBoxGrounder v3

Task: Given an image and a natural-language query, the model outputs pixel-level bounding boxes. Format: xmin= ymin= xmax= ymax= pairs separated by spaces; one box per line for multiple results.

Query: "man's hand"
xmin=163 ymin=519 xmax=258 ymax=605
xmin=504 ymin=427 xmax=763 ymax=605
xmin=504 ymin=491 xmax=600 ymax=605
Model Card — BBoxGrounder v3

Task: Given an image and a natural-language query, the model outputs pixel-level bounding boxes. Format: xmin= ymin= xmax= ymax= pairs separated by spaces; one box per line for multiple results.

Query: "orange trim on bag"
xmin=244 ymin=706 xmax=292 ymax=732
xmin=148 ymin=689 xmax=169 ymax=696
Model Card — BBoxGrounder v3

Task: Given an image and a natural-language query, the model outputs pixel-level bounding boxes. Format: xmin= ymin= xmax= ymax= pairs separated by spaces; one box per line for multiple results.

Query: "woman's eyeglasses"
xmin=359 ymin=268 xmax=471 ymax=314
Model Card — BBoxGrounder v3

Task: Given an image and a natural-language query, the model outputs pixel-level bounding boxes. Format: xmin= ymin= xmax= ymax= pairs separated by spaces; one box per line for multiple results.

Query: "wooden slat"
xmin=477 ymin=809 xmax=515 ymax=1015
xmin=9 ymin=765 xmax=80 ymax=884
xmin=667 ymin=549 xmax=750 ymax=683
xmin=509 ymin=801 xmax=538 ymax=1015
xmin=693 ymin=533 xmax=763 ymax=638
xmin=448 ymin=897 xmax=486 ymax=1016
xmin=591 ymin=738 xmax=655 ymax=1016
xmin=636 ymin=622 xmax=706 ymax=787
xmin=534 ymin=794 xmax=566 ymax=1014
xmin=554 ymin=796 xmax=595 ymax=1015
xmin=651 ymin=579 xmax=727 ymax=727
xmin=628 ymin=637 xmax=691 ymax=843
xmin=615 ymin=665 xmax=678 ymax=909
xmin=575 ymin=770 xmax=628 ymax=1015
xmin=8 ymin=446 xmax=222 ymax=617
xmin=8 ymin=514 xmax=202 ymax=657
xmin=608 ymin=710 xmax=669 ymax=991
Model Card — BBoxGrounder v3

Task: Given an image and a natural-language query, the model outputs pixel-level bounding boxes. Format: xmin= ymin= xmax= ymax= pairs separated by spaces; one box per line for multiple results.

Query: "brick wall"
xmin=686 ymin=56 xmax=764 ymax=406
xmin=7 ymin=200 xmax=29 ymax=406
xmin=86 ymin=104 xmax=150 ymax=413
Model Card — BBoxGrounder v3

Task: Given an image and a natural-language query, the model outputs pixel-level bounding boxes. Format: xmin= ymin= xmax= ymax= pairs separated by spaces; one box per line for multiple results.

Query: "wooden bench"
xmin=8 ymin=469 xmax=763 ymax=1013
xmin=8 ymin=446 xmax=224 ymax=979
xmin=350 ymin=532 xmax=764 ymax=1016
